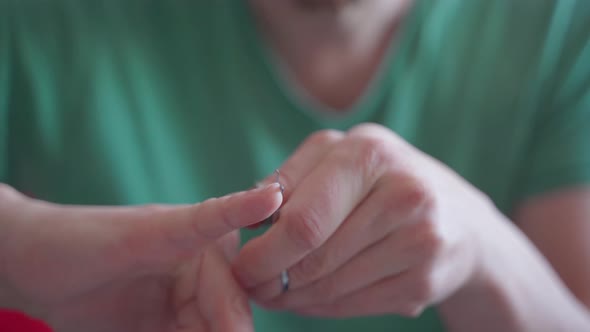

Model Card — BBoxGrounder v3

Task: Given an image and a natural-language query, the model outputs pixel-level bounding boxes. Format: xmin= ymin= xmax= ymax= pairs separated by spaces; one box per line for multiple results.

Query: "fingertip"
xmin=212 ymin=282 xmax=254 ymax=332
xmin=263 ymin=182 xmax=284 ymax=210
xmin=240 ymin=182 xmax=283 ymax=227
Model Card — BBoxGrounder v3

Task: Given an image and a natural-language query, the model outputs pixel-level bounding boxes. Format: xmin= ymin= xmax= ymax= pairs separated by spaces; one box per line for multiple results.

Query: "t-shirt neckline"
xmin=234 ymin=0 xmax=426 ymax=129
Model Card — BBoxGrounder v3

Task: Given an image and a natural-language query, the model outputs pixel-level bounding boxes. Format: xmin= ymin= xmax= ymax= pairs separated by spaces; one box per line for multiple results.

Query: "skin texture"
xmin=439 ymin=188 xmax=590 ymax=332
xmin=240 ymin=4 xmax=590 ymax=330
xmin=232 ymin=125 xmax=590 ymax=331
xmin=0 ymin=183 xmax=283 ymax=332
xmin=0 ymin=1 xmax=588 ymax=331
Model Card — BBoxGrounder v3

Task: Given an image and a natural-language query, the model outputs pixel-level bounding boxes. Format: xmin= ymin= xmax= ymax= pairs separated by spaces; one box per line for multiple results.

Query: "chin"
xmin=294 ymin=0 xmax=360 ymax=10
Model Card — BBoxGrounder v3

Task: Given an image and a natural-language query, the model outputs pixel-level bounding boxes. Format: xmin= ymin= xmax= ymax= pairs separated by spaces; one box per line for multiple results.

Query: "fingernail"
xmin=254 ymin=183 xmax=282 ymax=201
xmin=245 ymin=183 xmax=282 ymax=230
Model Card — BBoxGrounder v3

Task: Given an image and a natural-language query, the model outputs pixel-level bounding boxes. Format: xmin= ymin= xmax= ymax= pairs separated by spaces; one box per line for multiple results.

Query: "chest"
xmin=5 ymin=1 xmax=546 ymax=213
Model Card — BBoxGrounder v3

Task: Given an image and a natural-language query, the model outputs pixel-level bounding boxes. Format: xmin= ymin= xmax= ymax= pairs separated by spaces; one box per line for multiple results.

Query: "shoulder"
xmin=0 ymin=0 xmax=228 ymax=41
xmin=428 ymin=0 xmax=590 ymax=102
xmin=488 ymin=0 xmax=590 ymax=68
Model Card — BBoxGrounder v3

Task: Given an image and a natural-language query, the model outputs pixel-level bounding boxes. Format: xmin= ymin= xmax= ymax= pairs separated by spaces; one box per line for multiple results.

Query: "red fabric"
xmin=0 ymin=310 xmax=52 ymax=332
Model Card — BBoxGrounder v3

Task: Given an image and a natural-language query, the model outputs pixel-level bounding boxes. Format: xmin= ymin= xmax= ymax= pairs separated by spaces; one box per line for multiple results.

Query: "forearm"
xmin=438 ymin=213 xmax=590 ymax=332
xmin=0 ymin=184 xmax=37 ymax=315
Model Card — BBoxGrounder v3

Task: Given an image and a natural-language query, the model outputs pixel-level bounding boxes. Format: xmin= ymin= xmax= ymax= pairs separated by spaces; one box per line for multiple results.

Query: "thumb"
xmin=0 ymin=183 xmax=281 ymax=302
xmin=125 ymin=183 xmax=283 ymax=266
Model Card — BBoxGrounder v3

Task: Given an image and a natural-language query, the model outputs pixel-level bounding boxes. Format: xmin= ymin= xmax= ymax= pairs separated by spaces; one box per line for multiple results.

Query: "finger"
xmin=198 ymin=247 xmax=254 ymax=332
xmin=173 ymin=258 xmax=201 ymax=319
xmin=256 ymin=130 xmax=345 ymax=201
xmin=250 ymin=173 xmax=429 ymax=301
xmin=247 ymin=130 xmax=344 ymax=230
xmin=234 ymin=136 xmax=385 ymax=288
xmin=173 ymin=301 xmax=208 ymax=332
xmin=294 ymin=271 xmax=423 ymax=319
xmin=173 ymin=240 xmax=248 ymax=332
xmin=248 ymin=187 xmax=389 ymax=301
xmin=266 ymin=224 xmax=426 ymax=309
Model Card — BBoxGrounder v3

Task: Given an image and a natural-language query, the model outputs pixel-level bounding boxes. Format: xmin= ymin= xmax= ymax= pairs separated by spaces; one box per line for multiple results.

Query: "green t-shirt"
xmin=1 ymin=1 xmax=590 ymax=331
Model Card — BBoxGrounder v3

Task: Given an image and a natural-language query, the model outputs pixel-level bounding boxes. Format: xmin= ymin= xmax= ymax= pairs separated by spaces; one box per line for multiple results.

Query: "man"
xmin=1 ymin=0 xmax=589 ymax=331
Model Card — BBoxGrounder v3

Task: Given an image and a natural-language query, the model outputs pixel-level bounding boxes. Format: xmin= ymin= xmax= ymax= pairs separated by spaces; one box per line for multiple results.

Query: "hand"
xmin=233 ymin=123 xmax=498 ymax=318
xmin=0 ymin=183 xmax=283 ymax=332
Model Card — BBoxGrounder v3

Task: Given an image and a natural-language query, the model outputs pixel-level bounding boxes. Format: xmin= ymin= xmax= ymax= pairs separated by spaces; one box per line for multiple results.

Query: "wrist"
xmin=447 ymin=195 xmax=509 ymax=298
xmin=439 ymin=206 xmax=590 ymax=331
xmin=438 ymin=212 xmax=527 ymax=331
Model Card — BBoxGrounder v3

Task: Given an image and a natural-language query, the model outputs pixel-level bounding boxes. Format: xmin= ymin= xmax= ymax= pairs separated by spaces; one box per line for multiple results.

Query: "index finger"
xmin=233 ymin=138 xmax=383 ymax=288
xmin=246 ymin=130 xmax=344 ymax=229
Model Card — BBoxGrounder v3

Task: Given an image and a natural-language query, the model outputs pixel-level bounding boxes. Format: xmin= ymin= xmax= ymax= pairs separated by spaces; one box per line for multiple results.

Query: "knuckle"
xmin=391 ymin=173 xmax=434 ymax=214
xmin=415 ymin=219 xmax=444 ymax=260
xmin=292 ymin=252 xmax=327 ymax=284
xmin=285 ymin=209 xmax=325 ymax=251
xmin=359 ymin=136 xmax=390 ymax=163
xmin=348 ymin=136 xmax=391 ymax=179
xmin=348 ymin=123 xmax=389 ymax=137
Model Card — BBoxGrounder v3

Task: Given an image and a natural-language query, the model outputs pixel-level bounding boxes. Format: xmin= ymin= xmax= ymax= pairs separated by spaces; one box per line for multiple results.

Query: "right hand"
xmin=0 ymin=183 xmax=283 ymax=332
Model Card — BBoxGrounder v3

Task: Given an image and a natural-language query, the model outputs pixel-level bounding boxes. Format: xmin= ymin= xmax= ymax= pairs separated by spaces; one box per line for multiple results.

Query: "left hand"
xmin=0 ymin=183 xmax=282 ymax=332
xmin=233 ymin=123 xmax=501 ymax=318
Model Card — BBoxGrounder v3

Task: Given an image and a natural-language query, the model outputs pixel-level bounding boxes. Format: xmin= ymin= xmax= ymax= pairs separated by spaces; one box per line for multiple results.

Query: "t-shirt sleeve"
xmin=514 ymin=5 xmax=590 ymax=202
xmin=0 ymin=12 xmax=11 ymax=183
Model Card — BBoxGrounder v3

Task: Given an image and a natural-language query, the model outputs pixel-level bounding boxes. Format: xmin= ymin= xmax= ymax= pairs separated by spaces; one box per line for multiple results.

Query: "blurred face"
xmin=249 ymin=0 xmax=412 ymax=47
xmin=252 ymin=0 xmax=409 ymax=20
xmin=294 ymin=0 xmax=359 ymax=10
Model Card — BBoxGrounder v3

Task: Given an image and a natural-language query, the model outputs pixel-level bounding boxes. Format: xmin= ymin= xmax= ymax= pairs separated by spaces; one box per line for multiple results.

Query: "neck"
xmin=249 ymin=0 xmax=412 ymax=111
